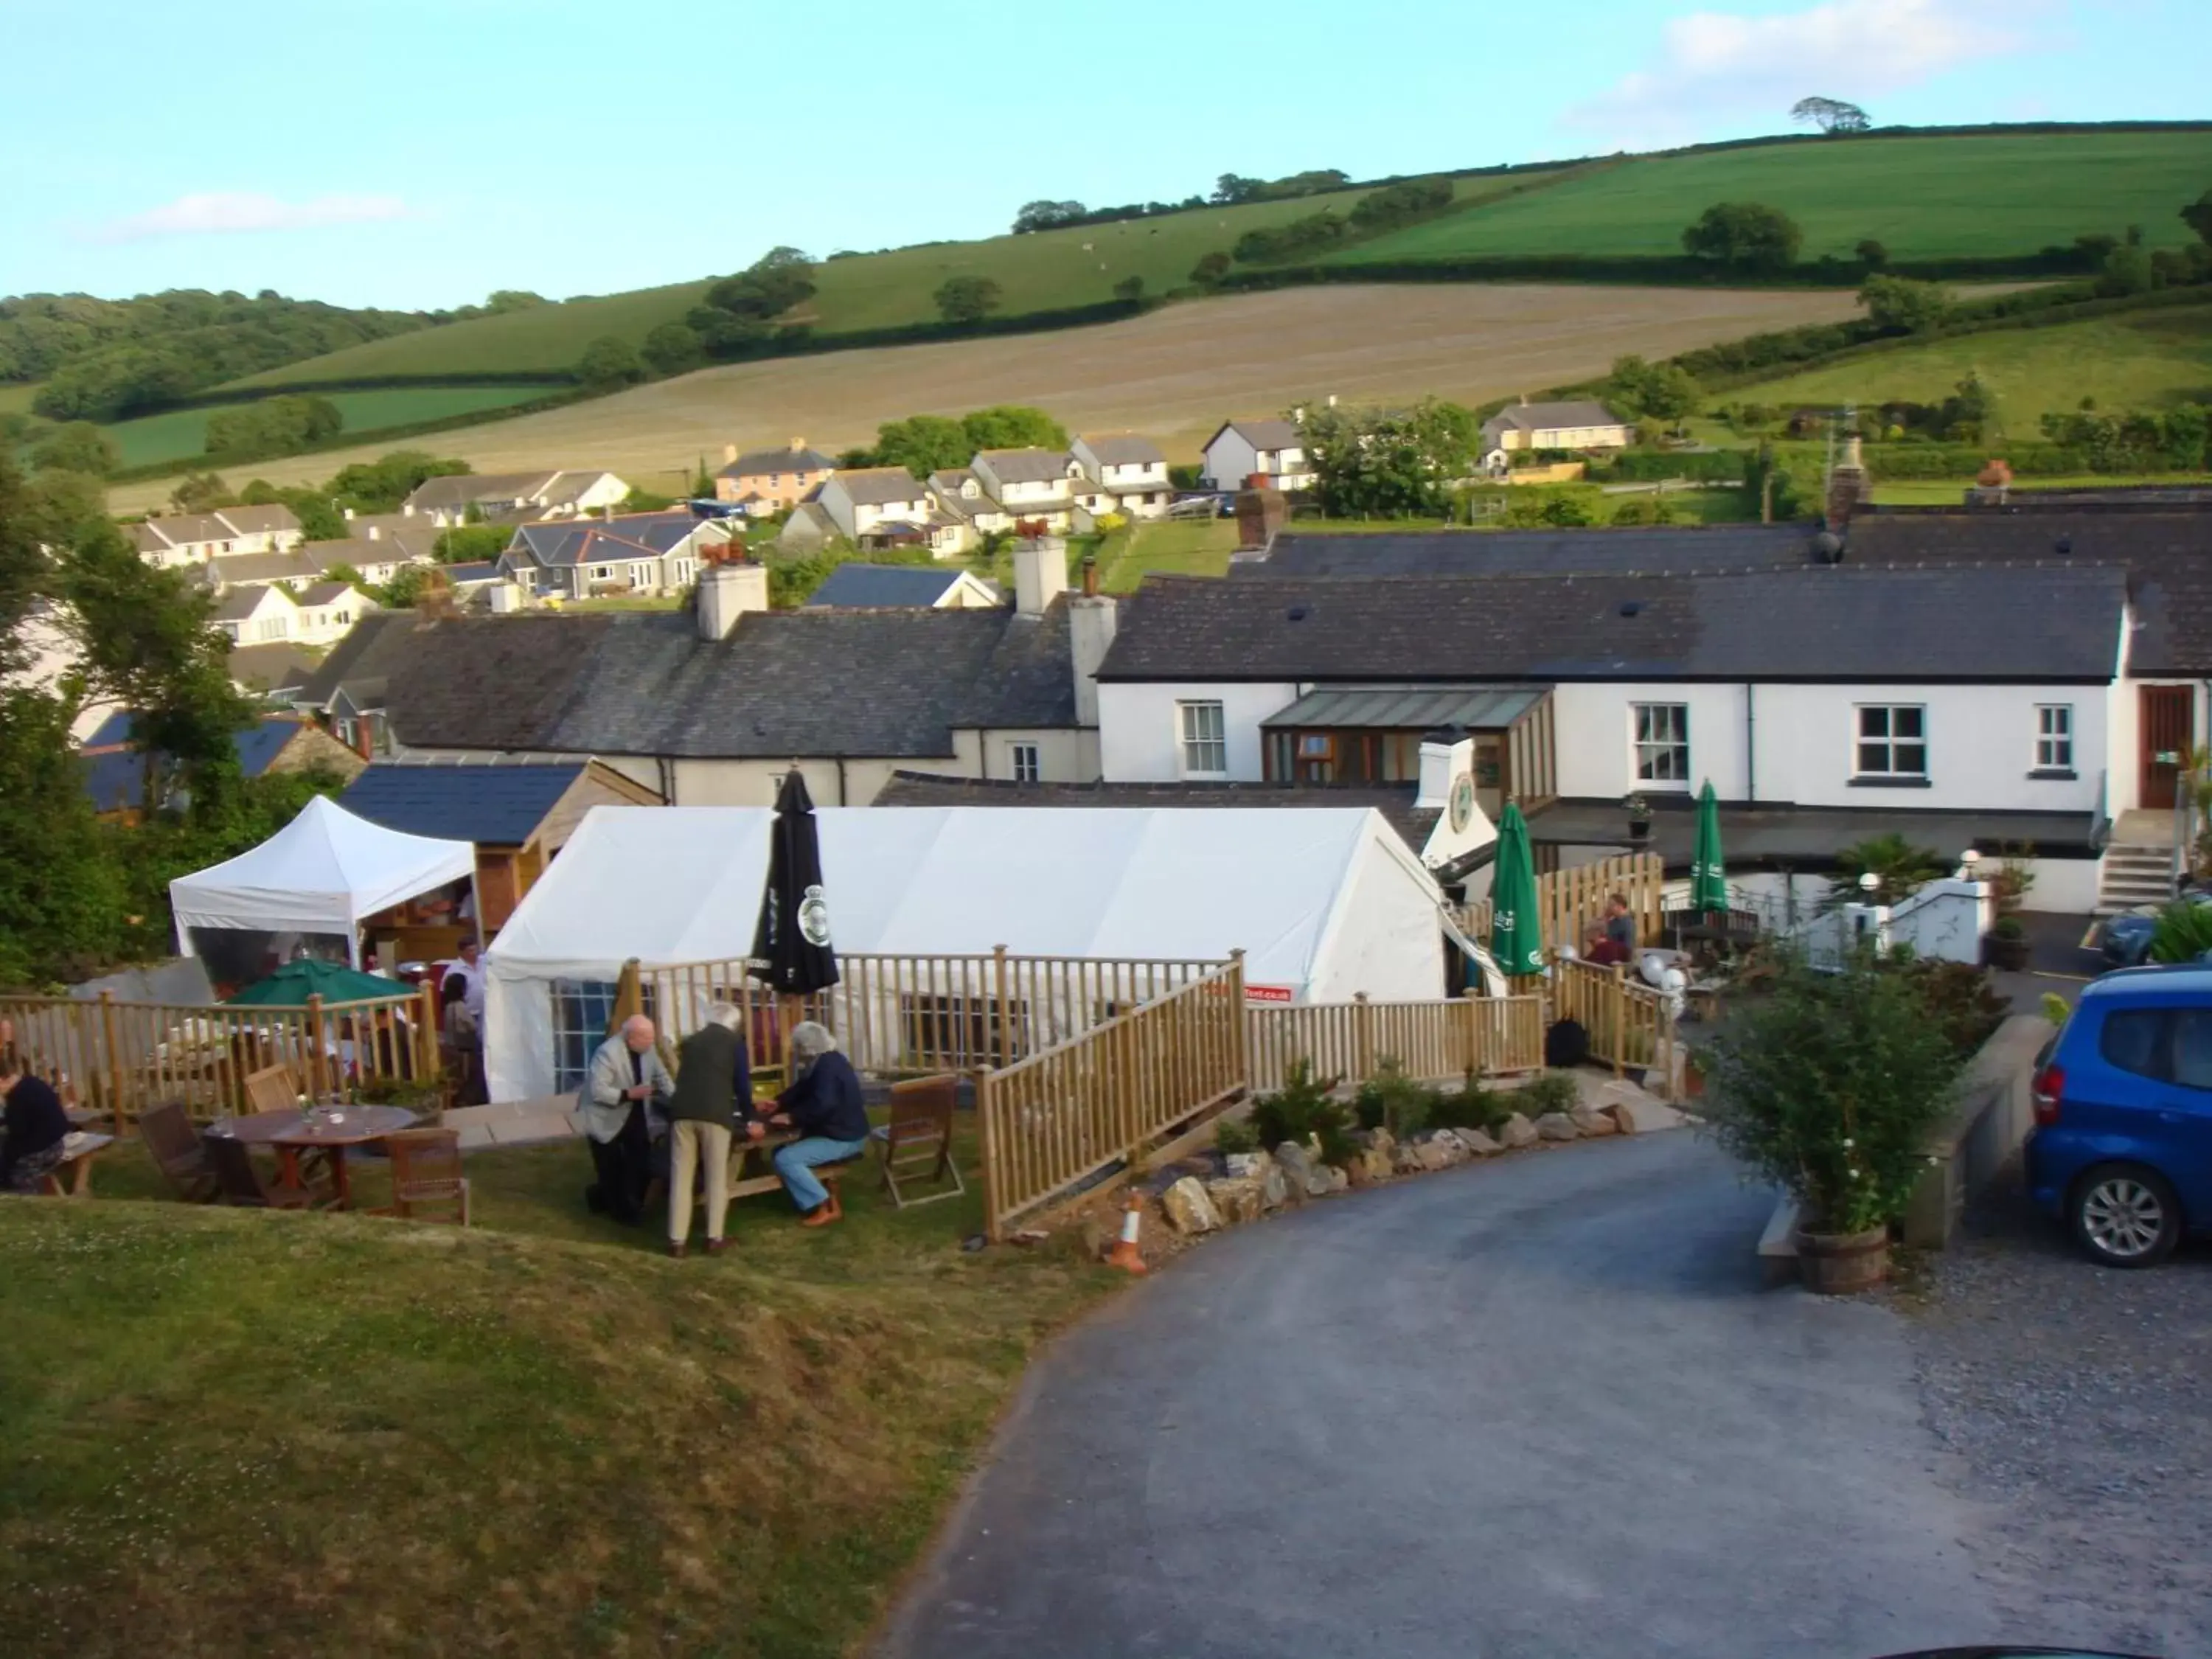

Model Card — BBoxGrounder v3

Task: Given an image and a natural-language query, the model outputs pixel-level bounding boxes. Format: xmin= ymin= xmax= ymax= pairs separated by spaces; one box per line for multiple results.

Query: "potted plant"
xmin=1623 ymin=792 xmax=1652 ymax=843
xmin=1985 ymin=914 xmax=2031 ymax=971
xmin=1700 ymin=945 xmax=1966 ymax=1294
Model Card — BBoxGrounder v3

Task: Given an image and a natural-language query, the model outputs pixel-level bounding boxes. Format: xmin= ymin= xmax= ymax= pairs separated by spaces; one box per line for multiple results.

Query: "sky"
xmin=1 ymin=0 xmax=2203 ymax=312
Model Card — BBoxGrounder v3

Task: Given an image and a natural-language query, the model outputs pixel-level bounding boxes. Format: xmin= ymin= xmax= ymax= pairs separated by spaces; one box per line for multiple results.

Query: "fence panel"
xmin=1459 ymin=852 xmax=1666 ymax=957
xmin=1549 ymin=958 xmax=1676 ymax=1088
xmin=978 ymin=957 xmax=1249 ymax=1238
xmin=1247 ymin=994 xmax=1546 ymax=1093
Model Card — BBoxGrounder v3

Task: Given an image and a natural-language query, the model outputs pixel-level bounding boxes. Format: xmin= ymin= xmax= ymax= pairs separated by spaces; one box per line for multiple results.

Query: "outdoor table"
xmin=209 ymin=1104 xmax=420 ymax=1209
xmin=40 ymin=1130 xmax=115 ymax=1197
xmin=726 ymin=1124 xmax=801 ymax=1202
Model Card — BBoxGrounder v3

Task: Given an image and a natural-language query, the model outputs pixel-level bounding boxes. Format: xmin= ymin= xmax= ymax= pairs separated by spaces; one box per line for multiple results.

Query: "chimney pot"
xmin=1080 ymin=554 xmax=1099 ymax=598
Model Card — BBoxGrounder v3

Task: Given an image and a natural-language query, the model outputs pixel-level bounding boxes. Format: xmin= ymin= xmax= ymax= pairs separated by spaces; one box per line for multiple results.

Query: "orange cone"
xmin=1105 ymin=1189 xmax=1148 ymax=1275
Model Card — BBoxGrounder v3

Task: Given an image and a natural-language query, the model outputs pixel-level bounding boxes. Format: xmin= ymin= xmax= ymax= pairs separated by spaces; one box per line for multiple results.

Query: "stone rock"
xmin=1569 ymin=1106 xmax=1619 ymax=1138
xmin=1354 ymin=1126 xmax=1396 ymax=1158
xmin=1392 ymin=1141 xmax=1427 ymax=1175
xmin=1611 ymin=1098 xmax=1688 ymax=1135
xmin=1273 ymin=1141 xmax=1315 ymax=1186
xmin=1496 ymin=1112 xmax=1538 ymax=1149
xmin=1262 ymin=1165 xmax=1290 ymax=1208
xmin=1453 ymin=1127 xmax=1503 ymax=1157
xmin=1416 ymin=1139 xmax=1459 ymax=1172
xmin=1534 ymin=1111 xmax=1582 ymax=1142
xmin=1206 ymin=1176 xmax=1265 ymax=1225
xmin=1160 ymin=1176 xmax=1221 ymax=1234
xmin=1325 ymin=1165 xmax=1350 ymax=1192
xmin=1225 ymin=1151 xmax=1273 ymax=1181
xmin=1358 ymin=1147 xmax=1394 ymax=1184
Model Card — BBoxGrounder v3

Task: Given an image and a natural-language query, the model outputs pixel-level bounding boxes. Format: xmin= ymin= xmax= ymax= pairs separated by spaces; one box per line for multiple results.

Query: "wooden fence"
xmin=0 ymin=985 xmax=441 ymax=1129
xmin=633 ymin=949 xmax=1224 ymax=1076
xmin=1459 ymin=852 xmax=1666 ymax=958
xmin=1247 ymin=992 xmax=1545 ymax=1091
xmin=1548 ymin=956 xmax=1677 ymax=1084
xmin=978 ymin=957 xmax=1251 ymax=1240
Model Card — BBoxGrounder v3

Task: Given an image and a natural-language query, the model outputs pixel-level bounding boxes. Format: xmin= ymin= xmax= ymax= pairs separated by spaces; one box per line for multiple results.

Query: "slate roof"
xmin=1212 ymin=419 xmax=1301 ymax=451
xmin=720 ymin=445 xmax=838 ymax=479
xmin=1079 ymin=433 xmax=1166 ymax=467
xmin=203 ymin=550 xmax=321 ymax=585
xmin=298 ymin=581 xmax=355 ymax=605
xmin=1098 ymin=566 xmax=2128 ymax=685
xmin=292 ymin=612 xmax=423 ymax=712
xmin=804 ymin=565 xmax=973 ymax=608
xmin=212 ymin=585 xmax=289 ymax=622
xmin=229 ymin=641 xmax=319 ymax=694
xmin=874 ymin=771 xmax=1439 ymax=858
xmin=341 ymin=762 xmax=585 ymax=845
xmin=976 ymin=448 xmax=1074 ymax=485
xmin=1251 ymin=525 xmax=1824 ymax=579
xmin=507 ymin=512 xmax=709 ymax=566
xmin=301 ymin=538 xmax=412 ymax=573
xmin=831 ymin=467 xmax=931 ymax=507
xmin=80 ymin=717 xmax=309 ymax=813
xmin=215 ymin=504 xmax=302 ymax=537
xmin=442 ymin=561 xmax=502 ymax=585
xmin=403 ymin=471 xmax=560 ymax=512
xmin=1483 ymin=400 xmax=1626 ymax=436
xmin=535 ymin=470 xmax=622 ymax=507
xmin=380 ymin=604 xmax=1079 ymax=759
xmin=128 ymin=512 xmax=232 ymax=550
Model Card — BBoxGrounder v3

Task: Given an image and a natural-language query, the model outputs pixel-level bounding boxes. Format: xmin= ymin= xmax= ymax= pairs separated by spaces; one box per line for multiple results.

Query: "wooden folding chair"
xmin=203 ymin=1133 xmax=317 ymax=1211
xmin=877 ymin=1074 xmax=964 ymax=1208
xmin=376 ymin=1128 xmax=470 ymax=1226
xmin=139 ymin=1101 xmax=219 ymax=1203
xmin=242 ymin=1063 xmax=302 ymax=1116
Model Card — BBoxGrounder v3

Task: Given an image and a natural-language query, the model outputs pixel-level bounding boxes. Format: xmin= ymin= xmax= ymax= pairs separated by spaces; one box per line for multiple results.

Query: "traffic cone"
xmin=1105 ymin=1189 xmax=1148 ymax=1275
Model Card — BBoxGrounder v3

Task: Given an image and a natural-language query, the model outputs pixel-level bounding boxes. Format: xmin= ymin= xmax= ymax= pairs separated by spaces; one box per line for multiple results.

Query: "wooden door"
xmin=2140 ymin=685 xmax=2194 ymax=810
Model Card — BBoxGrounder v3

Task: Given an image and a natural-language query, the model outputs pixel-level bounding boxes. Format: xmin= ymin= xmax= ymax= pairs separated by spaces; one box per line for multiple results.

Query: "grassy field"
xmin=1332 ymin=131 xmax=2212 ymax=265
xmin=88 ymin=384 xmax=565 ymax=470
xmin=1870 ymin=475 xmax=2211 ymax=505
xmin=111 ymin=283 xmax=1860 ymax=513
xmin=1731 ymin=302 xmax=2212 ymax=434
xmin=0 ymin=1129 xmax=1115 ymax=1658
xmin=229 ymin=176 xmax=1535 ymax=389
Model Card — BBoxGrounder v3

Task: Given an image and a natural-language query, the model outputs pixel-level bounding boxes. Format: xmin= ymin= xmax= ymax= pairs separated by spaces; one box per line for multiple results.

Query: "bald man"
xmin=580 ymin=1014 xmax=672 ymax=1225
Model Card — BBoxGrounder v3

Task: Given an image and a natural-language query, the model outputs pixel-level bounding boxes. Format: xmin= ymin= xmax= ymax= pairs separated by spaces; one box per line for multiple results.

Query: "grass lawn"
xmin=1870 ymin=473 xmax=2212 ymax=505
xmin=1332 ymin=130 xmax=2212 ymax=265
xmin=0 ymin=1128 xmax=1119 ymax=1658
xmin=1093 ymin=516 xmax=1240 ymax=591
xmin=1728 ymin=302 xmax=2212 ymax=435
xmin=92 ymin=385 xmax=566 ymax=470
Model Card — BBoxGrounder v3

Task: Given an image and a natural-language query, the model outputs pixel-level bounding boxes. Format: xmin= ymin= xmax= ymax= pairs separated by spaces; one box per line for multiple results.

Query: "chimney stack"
xmin=1824 ymin=430 xmax=1871 ymax=533
xmin=1966 ymin=457 xmax=2014 ymax=509
xmin=1012 ymin=535 xmax=1068 ymax=618
xmin=722 ymin=442 xmax=738 ymax=465
xmin=696 ymin=557 xmax=768 ymax=640
xmin=1069 ymin=582 xmax=1119 ymax=728
xmin=1416 ymin=727 xmax=1475 ymax=810
xmin=790 ymin=437 xmax=805 ymax=453
xmin=1235 ymin=484 xmax=1287 ymax=552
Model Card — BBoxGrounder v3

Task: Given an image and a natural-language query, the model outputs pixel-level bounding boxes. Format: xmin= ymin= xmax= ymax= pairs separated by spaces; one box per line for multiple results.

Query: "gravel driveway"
xmin=1904 ymin=1185 xmax=2212 ymax=1658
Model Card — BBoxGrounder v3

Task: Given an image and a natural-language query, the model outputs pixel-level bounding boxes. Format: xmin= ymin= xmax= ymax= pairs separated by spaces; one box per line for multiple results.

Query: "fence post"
xmin=974 ymin=1064 xmax=1001 ymax=1243
xmin=1352 ymin=992 xmax=1373 ymax=1083
xmin=1228 ymin=950 xmax=1249 ymax=1096
xmin=97 ymin=990 xmax=125 ymax=1135
xmin=993 ymin=943 xmax=1011 ymax=1069
xmin=1459 ymin=987 xmax=1481 ymax=1077
xmin=305 ymin=994 xmax=328 ymax=1102
xmin=1607 ymin=964 xmax=1626 ymax=1079
xmin=415 ymin=980 xmax=439 ymax=1087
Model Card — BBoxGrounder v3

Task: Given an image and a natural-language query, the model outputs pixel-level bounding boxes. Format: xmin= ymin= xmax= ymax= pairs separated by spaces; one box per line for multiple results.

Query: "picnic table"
xmin=40 ymin=1130 xmax=115 ymax=1197
xmin=209 ymin=1104 xmax=420 ymax=1209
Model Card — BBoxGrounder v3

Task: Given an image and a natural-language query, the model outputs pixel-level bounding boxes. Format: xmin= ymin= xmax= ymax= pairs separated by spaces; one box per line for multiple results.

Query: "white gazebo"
xmin=170 ymin=795 xmax=479 ymax=968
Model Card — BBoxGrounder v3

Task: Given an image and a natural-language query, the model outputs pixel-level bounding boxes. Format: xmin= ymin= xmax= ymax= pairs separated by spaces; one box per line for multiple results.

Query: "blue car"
xmin=2027 ymin=964 xmax=2212 ymax=1267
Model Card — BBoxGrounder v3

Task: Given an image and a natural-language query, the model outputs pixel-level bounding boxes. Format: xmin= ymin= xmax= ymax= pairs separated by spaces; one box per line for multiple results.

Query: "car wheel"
xmin=2070 ymin=1163 xmax=2183 ymax=1267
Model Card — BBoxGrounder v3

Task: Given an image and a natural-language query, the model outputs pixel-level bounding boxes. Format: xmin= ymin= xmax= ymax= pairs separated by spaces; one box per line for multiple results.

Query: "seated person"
xmin=1582 ymin=927 xmax=1630 ymax=968
xmin=751 ymin=1022 xmax=869 ymax=1228
xmin=1 ymin=1054 xmax=72 ymax=1195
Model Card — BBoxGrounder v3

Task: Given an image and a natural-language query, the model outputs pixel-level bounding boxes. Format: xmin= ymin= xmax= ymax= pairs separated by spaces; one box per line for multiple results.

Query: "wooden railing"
xmin=1247 ymin=993 xmax=1545 ymax=1091
xmin=634 ymin=950 xmax=1224 ymax=1075
xmin=1460 ymin=852 xmax=1666 ymax=958
xmin=0 ymin=985 xmax=441 ymax=1129
xmin=977 ymin=957 xmax=1250 ymax=1239
xmin=1548 ymin=956 xmax=1677 ymax=1085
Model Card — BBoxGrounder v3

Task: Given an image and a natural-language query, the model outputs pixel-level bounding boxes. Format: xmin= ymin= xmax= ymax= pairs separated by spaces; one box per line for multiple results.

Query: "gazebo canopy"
xmin=170 ymin=795 xmax=476 ymax=966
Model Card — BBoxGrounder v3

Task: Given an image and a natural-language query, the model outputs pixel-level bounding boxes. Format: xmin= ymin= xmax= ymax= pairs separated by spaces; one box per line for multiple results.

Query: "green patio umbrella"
xmin=1489 ymin=801 xmax=1545 ymax=978
xmin=226 ymin=959 xmax=414 ymax=1006
xmin=1690 ymin=779 xmax=1728 ymax=914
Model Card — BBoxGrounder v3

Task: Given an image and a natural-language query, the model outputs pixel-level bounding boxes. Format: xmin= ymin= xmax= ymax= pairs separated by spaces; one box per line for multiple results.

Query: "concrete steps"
xmin=2096 ymin=842 xmax=2177 ymax=915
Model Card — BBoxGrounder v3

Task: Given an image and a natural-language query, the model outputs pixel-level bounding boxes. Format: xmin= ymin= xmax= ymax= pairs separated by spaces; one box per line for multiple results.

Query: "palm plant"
xmin=1821 ymin=833 xmax=1944 ymax=910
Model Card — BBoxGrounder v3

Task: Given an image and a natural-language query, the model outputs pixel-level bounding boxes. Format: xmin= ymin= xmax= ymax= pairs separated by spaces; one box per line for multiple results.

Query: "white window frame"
xmin=1009 ymin=741 xmax=1041 ymax=783
xmin=1178 ymin=700 xmax=1228 ymax=778
xmin=1631 ymin=702 xmax=1690 ymax=785
xmin=1854 ymin=703 xmax=1928 ymax=780
xmin=2034 ymin=703 xmax=2073 ymax=771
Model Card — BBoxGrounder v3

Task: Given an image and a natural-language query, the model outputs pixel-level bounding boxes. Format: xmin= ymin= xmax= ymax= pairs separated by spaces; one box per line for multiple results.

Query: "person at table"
xmin=751 ymin=1021 xmax=869 ymax=1228
xmin=580 ymin=1015 xmax=672 ymax=1225
xmin=664 ymin=1002 xmax=751 ymax=1259
xmin=0 ymin=1054 xmax=72 ymax=1195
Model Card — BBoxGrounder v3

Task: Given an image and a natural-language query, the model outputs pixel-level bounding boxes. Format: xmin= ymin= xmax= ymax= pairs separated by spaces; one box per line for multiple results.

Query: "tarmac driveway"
xmin=882 ymin=1134 xmax=2008 ymax=1659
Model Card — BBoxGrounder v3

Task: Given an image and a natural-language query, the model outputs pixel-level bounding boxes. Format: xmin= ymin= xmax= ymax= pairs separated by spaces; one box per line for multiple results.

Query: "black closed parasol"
xmin=751 ymin=768 xmax=841 ymax=995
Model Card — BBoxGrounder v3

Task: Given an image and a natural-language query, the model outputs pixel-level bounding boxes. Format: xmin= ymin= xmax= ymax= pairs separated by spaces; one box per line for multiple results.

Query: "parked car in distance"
xmin=2093 ymin=887 xmax=2212 ymax=970
xmin=2027 ymin=964 xmax=2212 ymax=1266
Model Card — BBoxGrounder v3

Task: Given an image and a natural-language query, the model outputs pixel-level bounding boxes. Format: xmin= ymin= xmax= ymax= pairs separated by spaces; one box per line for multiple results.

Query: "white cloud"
xmin=1568 ymin=0 xmax=2048 ymax=145
xmin=86 ymin=191 xmax=412 ymax=243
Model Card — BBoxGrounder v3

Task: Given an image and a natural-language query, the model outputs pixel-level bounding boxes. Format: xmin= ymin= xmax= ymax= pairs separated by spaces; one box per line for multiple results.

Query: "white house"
xmin=1071 ymin=434 xmax=1173 ymax=519
xmin=817 ymin=467 xmax=936 ymax=543
xmin=212 ymin=582 xmax=302 ymax=646
xmin=399 ymin=469 xmax=630 ymax=526
xmin=295 ymin=580 xmax=376 ymax=646
xmin=970 ymin=449 xmax=1079 ymax=531
xmin=128 ymin=505 xmax=304 ymax=569
xmin=929 ymin=469 xmax=1017 ymax=536
xmin=1479 ymin=399 xmax=1634 ymax=471
xmin=1200 ymin=418 xmax=1314 ymax=493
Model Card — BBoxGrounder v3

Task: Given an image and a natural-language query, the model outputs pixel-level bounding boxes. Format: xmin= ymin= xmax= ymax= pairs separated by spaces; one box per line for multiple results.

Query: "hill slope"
xmin=1329 ymin=130 xmax=2212 ymax=265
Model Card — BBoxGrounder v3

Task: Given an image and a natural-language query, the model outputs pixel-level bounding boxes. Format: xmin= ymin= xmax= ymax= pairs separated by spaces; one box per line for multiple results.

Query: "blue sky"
xmin=1 ymin=0 xmax=2202 ymax=310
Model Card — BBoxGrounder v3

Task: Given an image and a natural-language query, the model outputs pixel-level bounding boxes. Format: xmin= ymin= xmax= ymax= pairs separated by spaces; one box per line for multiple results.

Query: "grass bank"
xmin=0 ymin=1135 xmax=1116 ymax=1658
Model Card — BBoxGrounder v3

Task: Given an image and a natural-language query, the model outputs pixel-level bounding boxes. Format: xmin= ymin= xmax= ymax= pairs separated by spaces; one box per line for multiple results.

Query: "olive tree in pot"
xmin=1700 ymin=946 xmax=1966 ymax=1293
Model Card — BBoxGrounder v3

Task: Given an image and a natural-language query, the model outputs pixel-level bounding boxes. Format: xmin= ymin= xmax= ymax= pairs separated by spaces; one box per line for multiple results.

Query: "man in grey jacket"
xmin=581 ymin=1015 xmax=672 ymax=1225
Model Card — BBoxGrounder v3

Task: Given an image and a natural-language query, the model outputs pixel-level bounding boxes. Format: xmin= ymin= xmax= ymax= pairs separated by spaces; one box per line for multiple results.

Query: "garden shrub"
xmin=1427 ymin=1071 xmax=1501 ymax=1131
xmin=2149 ymin=898 xmax=2212 ymax=963
xmin=1515 ymin=1071 xmax=1581 ymax=1117
xmin=1213 ymin=1114 xmax=1260 ymax=1155
xmin=1251 ymin=1059 xmax=1344 ymax=1147
xmin=1352 ymin=1059 xmax=1434 ymax=1137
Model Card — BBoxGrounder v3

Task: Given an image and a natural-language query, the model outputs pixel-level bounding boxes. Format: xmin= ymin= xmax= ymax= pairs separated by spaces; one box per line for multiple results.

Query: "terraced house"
xmin=126 ymin=504 xmax=303 ymax=569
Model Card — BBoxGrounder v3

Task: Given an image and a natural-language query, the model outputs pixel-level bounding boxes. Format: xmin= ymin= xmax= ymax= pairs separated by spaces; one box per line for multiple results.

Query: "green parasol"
xmin=1690 ymin=779 xmax=1728 ymax=914
xmin=226 ymin=959 xmax=415 ymax=1006
xmin=1488 ymin=801 xmax=1545 ymax=977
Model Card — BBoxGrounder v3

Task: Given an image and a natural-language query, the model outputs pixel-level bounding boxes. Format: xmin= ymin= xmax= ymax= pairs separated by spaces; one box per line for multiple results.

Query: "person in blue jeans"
xmin=754 ymin=1021 xmax=870 ymax=1228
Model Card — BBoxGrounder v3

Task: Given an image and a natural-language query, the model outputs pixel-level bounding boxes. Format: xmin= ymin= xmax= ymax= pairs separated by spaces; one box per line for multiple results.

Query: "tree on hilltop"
xmin=1792 ymin=97 xmax=1870 ymax=133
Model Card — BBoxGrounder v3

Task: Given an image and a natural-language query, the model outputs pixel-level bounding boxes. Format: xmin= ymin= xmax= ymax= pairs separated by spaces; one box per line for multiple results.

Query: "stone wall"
xmin=1901 ymin=1012 xmax=2057 ymax=1250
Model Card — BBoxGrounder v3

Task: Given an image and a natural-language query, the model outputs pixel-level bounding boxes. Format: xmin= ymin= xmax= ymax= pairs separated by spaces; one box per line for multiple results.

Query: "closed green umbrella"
xmin=226 ymin=959 xmax=414 ymax=1006
xmin=1489 ymin=801 xmax=1545 ymax=978
xmin=1690 ymin=779 xmax=1728 ymax=914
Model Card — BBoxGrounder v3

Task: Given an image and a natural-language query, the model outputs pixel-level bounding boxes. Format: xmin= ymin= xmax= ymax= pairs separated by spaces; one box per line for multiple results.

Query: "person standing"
xmin=756 ymin=1022 xmax=870 ymax=1228
xmin=580 ymin=1015 xmax=672 ymax=1225
xmin=1603 ymin=893 xmax=1638 ymax=957
xmin=1 ymin=1055 xmax=72 ymax=1195
xmin=439 ymin=937 xmax=490 ymax=1107
xmin=664 ymin=1003 xmax=751 ymax=1259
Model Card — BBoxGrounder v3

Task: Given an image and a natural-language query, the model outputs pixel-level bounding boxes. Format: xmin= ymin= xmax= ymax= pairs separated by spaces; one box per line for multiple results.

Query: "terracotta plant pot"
xmin=1796 ymin=1225 xmax=1889 ymax=1295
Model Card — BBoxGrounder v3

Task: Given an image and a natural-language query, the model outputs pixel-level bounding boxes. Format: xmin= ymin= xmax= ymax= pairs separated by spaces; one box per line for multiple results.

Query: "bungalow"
xmin=212 ymin=582 xmax=302 ymax=646
xmin=817 ymin=467 xmax=936 ymax=545
xmin=1478 ymin=399 xmax=1634 ymax=471
xmin=1071 ymin=433 xmax=1173 ymax=518
xmin=1199 ymin=419 xmax=1314 ymax=493
xmin=80 ymin=712 xmax=364 ymax=823
xmin=399 ymin=469 xmax=630 ymax=526
xmin=970 ymin=448 xmax=1079 ymax=529
xmin=374 ymin=540 xmax=1116 ymax=804
xmin=804 ymin=564 xmax=1002 ymax=609
xmin=296 ymin=580 xmax=376 ymax=646
xmin=496 ymin=512 xmax=729 ymax=599
xmin=714 ymin=441 xmax=838 ymax=513
xmin=127 ymin=505 xmax=304 ymax=569
xmin=338 ymin=758 xmax=663 ymax=933
xmin=338 ymin=512 xmax=442 ymax=563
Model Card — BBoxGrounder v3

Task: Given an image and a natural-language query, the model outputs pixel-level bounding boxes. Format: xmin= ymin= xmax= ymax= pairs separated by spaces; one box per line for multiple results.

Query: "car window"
xmin=2098 ymin=1008 xmax=2167 ymax=1080
xmin=2171 ymin=1009 xmax=2212 ymax=1090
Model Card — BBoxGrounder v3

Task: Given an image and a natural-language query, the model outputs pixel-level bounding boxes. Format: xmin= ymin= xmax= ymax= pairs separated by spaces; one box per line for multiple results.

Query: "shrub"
xmin=1252 ymin=1060 xmax=1360 ymax=1167
xmin=1427 ymin=1071 xmax=1500 ymax=1131
xmin=1515 ymin=1071 xmax=1581 ymax=1117
xmin=1896 ymin=957 xmax=2008 ymax=1058
xmin=1702 ymin=946 xmax=1966 ymax=1234
xmin=1352 ymin=1060 xmax=1434 ymax=1137
xmin=1213 ymin=1115 xmax=1260 ymax=1155
xmin=2149 ymin=899 xmax=2212 ymax=963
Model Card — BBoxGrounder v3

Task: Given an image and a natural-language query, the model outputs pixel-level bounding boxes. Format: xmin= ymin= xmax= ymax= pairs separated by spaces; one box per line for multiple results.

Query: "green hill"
xmin=1328 ymin=131 xmax=2212 ymax=265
